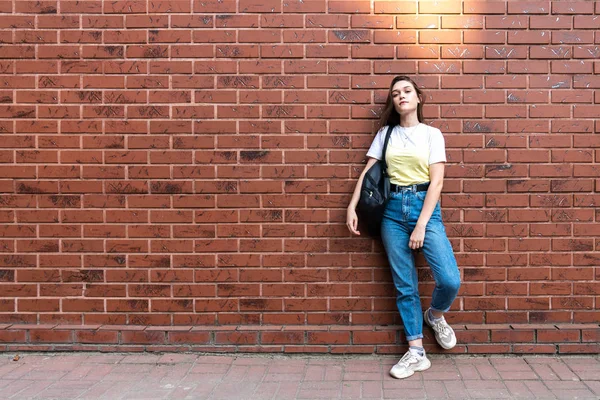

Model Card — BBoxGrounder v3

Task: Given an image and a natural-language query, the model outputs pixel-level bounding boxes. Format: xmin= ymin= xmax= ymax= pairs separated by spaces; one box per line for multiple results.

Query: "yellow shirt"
xmin=386 ymin=144 xmax=430 ymax=186
xmin=366 ymin=124 xmax=447 ymax=186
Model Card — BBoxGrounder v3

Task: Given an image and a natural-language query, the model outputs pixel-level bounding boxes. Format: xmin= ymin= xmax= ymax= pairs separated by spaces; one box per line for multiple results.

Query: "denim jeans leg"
xmin=421 ymin=209 xmax=461 ymax=313
xmin=381 ymin=194 xmax=423 ymax=341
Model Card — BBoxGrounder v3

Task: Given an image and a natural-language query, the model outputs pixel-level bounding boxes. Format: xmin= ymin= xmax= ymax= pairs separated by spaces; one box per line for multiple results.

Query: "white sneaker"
xmin=424 ymin=308 xmax=457 ymax=350
xmin=389 ymin=350 xmax=431 ymax=379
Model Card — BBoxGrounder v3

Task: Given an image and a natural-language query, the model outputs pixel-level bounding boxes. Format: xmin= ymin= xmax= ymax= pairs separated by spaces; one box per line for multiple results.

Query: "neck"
xmin=399 ymin=115 xmax=420 ymax=128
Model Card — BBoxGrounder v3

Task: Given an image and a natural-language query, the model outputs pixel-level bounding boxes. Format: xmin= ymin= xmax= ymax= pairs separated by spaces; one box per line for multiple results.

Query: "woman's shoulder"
xmin=422 ymin=123 xmax=444 ymax=138
xmin=377 ymin=124 xmax=396 ymax=133
xmin=374 ymin=124 xmax=396 ymax=140
xmin=422 ymin=123 xmax=441 ymax=133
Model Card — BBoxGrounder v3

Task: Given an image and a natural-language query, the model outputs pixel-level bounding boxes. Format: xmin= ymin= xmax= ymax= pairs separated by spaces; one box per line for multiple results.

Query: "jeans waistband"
xmin=390 ymin=182 xmax=430 ymax=192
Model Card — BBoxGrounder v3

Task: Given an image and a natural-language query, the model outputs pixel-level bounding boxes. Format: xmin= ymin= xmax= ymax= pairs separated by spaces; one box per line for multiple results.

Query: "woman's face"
xmin=391 ymin=80 xmax=420 ymax=116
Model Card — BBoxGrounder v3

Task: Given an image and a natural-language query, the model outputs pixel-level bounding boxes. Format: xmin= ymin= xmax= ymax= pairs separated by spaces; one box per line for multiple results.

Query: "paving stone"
xmin=196 ymin=355 xmax=235 ymax=364
xmin=303 ymin=365 xmax=325 ymax=381
xmin=245 ymin=365 xmax=269 ymax=381
xmin=157 ymin=354 xmax=198 ymax=364
xmin=341 ymin=381 xmax=362 ymax=399
xmin=545 ymin=380 xmax=591 ymax=390
xmin=274 ymin=381 xmax=301 ymax=400
xmin=263 ymin=373 xmax=304 ymax=382
xmin=585 ymin=381 xmax=600 ymax=396
xmin=528 ymin=364 xmax=560 ymax=381
xmin=343 ymin=360 xmax=381 ymax=373
xmin=189 ymin=363 xmax=230 ymax=374
xmin=423 ymin=380 xmax=448 ymax=398
xmin=2 ymin=365 xmax=37 ymax=380
xmin=497 ymin=370 xmax=540 ymax=380
xmin=60 ymin=364 xmax=115 ymax=381
xmin=0 ymin=352 xmax=597 ymax=400
xmin=120 ymin=354 xmax=162 ymax=364
xmin=457 ymin=364 xmax=482 ymax=380
xmin=474 ymin=363 xmax=502 ymax=380
xmin=297 ymin=381 xmax=341 ymax=399
xmin=505 ymin=380 xmax=534 ymax=398
xmin=37 ymin=381 xmax=98 ymax=399
xmin=266 ymin=364 xmax=306 ymax=374
xmin=491 ymin=358 xmax=535 ymax=371
xmin=0 ymin=379 xmax=52 ymax=398
xmin=444 ymin=380 xmax=471 ymax=399
xmin=550 ymin=389 xmax=596 ymax=399
xmin=7 ymin=380 xmax=53 ymax=399
xmin=524 ymin=380 xmax=557 ymax=399
xmin=251 ymin=382 xmax=279 ymax=400
xmin=343 ymin=371 xmax=381 ymax=381
xmin=172 ymin=381 xmax=214 ymax=399
xmin=24 ymin=369 xmax=70 ymax=381
xmin=384 ymin=388 xmax=428 ymax=399
xmin=547 ymin=361 xmax=581 ymax=381
xmin=422 ymin=362 xmax=462 ymax=381
xmin=82 ymin=354 xmax=125 ymax=364
xmin=323 ymin=365 xmax=343 ymax=381
xmin=464 ymin=379 xmax=511 ymax=398
xmin=362 ymin=381 xmax=384 ymax=398
xmin=78 ymin=380 xmax=133 ymax=399
xmin=523 ymin=356 xmax=560 ymax=364
xmin=0 ymin=363 xmax=21 ymax=379
xmin=210 ymin=382 xmax=259 ymax=400
xmin=382 ymin=378 xmax=424 ymax=389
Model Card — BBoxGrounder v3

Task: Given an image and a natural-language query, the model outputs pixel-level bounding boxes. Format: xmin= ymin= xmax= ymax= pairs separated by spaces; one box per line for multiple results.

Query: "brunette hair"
xmin=378 ymin=76 xmax=425 ymax=130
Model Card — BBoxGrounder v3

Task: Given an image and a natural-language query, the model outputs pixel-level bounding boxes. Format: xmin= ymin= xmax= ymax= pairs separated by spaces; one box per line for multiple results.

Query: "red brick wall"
xmin=0 ymin=0 xmax=599 ymax=344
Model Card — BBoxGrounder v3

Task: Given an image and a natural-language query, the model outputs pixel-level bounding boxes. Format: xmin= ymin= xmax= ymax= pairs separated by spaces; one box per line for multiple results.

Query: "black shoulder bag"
xmin=356 ymin=125 xmax=394 ymax=237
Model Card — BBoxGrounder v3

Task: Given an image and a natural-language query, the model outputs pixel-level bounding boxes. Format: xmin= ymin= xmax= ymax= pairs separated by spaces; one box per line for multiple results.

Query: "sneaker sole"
xmin=424 ymin=309 xmax=457 ymax=350
xmin=389 ymin=357 xmax=431 ymax=379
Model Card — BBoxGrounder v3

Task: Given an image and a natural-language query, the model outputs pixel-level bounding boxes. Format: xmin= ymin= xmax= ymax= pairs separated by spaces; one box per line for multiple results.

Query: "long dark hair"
xmin=378 ymin=75 xmax=425 ymax=130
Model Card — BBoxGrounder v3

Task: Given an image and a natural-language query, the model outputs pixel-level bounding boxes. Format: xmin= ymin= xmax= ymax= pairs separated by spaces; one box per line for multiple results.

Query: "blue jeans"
xmin=380 ymin=187 xmax=461 ymax=342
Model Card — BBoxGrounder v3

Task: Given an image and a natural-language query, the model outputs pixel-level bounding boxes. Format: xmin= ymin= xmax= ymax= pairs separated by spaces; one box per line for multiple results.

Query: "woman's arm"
xmin=409 ymin=162 xmax=444 ymax=249
xmin=346 ymin=157 xmax=379 ymax=235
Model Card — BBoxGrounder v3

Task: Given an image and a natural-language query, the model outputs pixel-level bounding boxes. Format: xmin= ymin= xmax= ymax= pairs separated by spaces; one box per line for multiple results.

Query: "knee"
xmin=396 ymin=287 xmax=419 ymax=300
xmin=440 ymin=275 xmax=461 ymax=295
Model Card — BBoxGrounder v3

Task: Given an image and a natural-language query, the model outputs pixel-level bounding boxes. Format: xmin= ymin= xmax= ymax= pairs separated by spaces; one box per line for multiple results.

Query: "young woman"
xmin=346 ymin=76 xmax=461 ymax=379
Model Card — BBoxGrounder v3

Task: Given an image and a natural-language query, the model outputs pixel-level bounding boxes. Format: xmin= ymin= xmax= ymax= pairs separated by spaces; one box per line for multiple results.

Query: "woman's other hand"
xmin=409 ymin=224 xmax=425 ymax=249
xmin=346 ymin=208 xmax=361 ymax=235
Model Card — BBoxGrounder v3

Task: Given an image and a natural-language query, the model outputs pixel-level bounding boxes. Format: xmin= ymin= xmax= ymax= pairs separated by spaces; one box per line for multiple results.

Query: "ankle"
xmin=428 ymin=308 xmax=444 ymax=322
xmin=409 ymin=345 xmax=424 ymax=357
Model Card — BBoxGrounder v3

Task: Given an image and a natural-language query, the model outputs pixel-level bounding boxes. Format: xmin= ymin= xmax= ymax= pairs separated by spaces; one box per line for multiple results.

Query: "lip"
xmin=399 ymin=101 xmax=408 ymax=104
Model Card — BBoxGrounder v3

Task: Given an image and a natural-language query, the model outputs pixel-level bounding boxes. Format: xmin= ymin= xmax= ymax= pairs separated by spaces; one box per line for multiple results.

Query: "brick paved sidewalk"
xmin=0 ymin=352 xmax=598 ymax=399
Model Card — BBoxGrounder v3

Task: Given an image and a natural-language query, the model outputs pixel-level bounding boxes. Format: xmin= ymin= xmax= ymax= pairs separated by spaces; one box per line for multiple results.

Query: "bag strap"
xmin=381 ymin=125 xmax=394 ymax=176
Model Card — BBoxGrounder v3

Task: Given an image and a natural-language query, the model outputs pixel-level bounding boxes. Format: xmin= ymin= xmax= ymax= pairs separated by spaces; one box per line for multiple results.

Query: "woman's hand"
xmin=409 ymin=224 xmax=425 ymax=249
xmin=346 ymin=158 xmax=378 ymax=237
xmin=346 ymin=208 xmax=360 ymax=235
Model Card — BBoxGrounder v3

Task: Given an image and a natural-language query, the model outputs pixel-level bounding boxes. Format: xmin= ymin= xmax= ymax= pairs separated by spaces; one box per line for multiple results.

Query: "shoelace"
xmin=433 ymin=319 xmax=451 ymax=338
xmin=398 ymin=351 xmax=418 ymax=367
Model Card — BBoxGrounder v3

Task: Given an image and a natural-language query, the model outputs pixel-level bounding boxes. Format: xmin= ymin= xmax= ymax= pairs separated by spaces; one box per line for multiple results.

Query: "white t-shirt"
xmin=366 ymin=123 xmax=446 ymax=186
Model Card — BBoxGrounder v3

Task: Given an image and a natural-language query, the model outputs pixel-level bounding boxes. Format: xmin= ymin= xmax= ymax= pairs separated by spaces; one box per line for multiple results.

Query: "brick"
xmin=0 ymin=330 xmax=26 ymax=343
xmin=558 ymin=344 xmax=600 ymax=354
xmin=261 ymin=331 xmax=304 ymax=345
xmin=491 ymin=330 xmax=535 ymax=343
xmin=0 ymin=0 xmax=595 ymax=355
xmin=513 ymin=344 xmax=557 ymax=354
xmin=467 ymin=344 xmax=511 ymax=354
xmin=353 ymin=331 xmax=395 ymax=345
xmin=121 ymin=330 xmax=166 ymax=344
xmin=76 ymin=330 xmax=118 ymax=344
xmin=30 ymin=329 xmax=72 ymax=343
xmin=215 ymin=331 xmax=258 ymax=345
